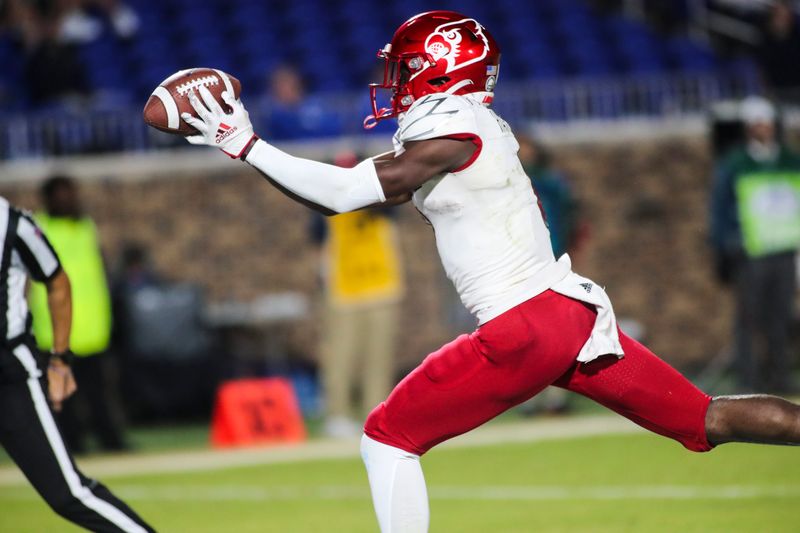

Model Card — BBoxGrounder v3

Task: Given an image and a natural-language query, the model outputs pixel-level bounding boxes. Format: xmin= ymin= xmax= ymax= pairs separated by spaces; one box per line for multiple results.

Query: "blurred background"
xmin=0 ymin=0 xmax=798 ymax=452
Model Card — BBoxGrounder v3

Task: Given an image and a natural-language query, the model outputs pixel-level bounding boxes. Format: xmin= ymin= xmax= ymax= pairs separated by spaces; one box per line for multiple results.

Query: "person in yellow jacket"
xmin=312 ymin=152 xmax=405 ymax=438
xmin=28 ymin=176 xmax=127 ymax=453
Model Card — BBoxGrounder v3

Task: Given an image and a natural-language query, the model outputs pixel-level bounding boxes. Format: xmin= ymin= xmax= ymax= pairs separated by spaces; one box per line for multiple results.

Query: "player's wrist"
xmin=221 ymin=132 xmax=257 ymax=159
xmin=223 ymin=130 xmax=251 ymax=155
xmin=237 ymin=135 xmax=260 ymax=161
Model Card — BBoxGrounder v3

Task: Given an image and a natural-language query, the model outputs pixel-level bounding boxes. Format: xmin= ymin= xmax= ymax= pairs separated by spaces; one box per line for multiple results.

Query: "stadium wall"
xmin=0 ymin=134 xmax=758 ymax=371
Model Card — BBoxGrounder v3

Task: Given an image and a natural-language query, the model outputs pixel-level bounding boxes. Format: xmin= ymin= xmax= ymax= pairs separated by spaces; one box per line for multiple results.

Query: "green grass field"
xmin=1 ymin=420 xmax=798 ymax=533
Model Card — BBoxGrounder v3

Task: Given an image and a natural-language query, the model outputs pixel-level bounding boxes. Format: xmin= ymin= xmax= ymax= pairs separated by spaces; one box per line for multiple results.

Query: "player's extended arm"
xmin=251 ymin=158 xmax=414 ymax=216
xmin=243 ymin=136 xmax=471 ymax=214
xmin=181 ymin=87 xmax=473 ymax=215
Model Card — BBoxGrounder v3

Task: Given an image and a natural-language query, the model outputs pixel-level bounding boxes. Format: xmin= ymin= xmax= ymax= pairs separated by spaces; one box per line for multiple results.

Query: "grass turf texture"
xmin=0 ymin=430 xmax=797 ymax=532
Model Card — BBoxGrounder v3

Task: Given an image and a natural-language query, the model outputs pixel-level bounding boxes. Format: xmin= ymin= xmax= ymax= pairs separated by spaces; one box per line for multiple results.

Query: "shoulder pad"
xmin=396 ymin=94 xmax=479 ymax=144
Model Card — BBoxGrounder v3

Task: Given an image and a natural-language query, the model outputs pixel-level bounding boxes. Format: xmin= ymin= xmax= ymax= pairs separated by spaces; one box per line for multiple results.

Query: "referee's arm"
xmin=43 ymin=272 xmax=71 ymax=354
xmin=15 ymin=212 xmax=75 ymax=408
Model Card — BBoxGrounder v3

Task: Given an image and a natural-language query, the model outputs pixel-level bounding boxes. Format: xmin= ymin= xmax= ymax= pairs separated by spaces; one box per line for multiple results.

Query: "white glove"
xmin=182 ymin=85 xmax=256 ymax=158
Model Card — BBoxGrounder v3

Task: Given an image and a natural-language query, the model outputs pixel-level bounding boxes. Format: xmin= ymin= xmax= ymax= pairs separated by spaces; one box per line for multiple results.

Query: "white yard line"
xmin=0 ymin=415 xmax=641 ymax=487
xmin=3 ymin=484 xmax=799 ymax=502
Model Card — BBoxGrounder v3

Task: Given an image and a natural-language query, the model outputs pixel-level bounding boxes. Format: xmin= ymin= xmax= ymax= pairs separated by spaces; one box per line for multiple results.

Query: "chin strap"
xmin=363 ymin=107 xmax=395 ymax=129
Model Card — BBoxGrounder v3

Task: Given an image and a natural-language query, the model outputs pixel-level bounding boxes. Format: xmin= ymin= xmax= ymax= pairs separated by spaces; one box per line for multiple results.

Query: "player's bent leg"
xmin=361 ymin=435 xmax=429 ymax=533
xmin=556 ymin=330 xmax=714 ymax=452
xmin=365 ymin=291 xmax=598 ymax=455
xmin=361 ymin=332 xmax=504 ymax=533
xmin=361 ymin=291 xmax=600 ymax=532
xmin=705 ymin=395 xmax=800 ymax=446
xmin=557 ymin=330 xmax=800 ymax=450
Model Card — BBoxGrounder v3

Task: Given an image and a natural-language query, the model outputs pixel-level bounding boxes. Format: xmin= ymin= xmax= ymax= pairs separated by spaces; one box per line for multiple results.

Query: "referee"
xmin=0 ymin=197 xmax=154 ymax=532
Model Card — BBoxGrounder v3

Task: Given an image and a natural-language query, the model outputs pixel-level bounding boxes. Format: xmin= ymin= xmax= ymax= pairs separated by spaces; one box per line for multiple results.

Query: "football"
xmin=143 ymin=68 xmax=242 ymax=135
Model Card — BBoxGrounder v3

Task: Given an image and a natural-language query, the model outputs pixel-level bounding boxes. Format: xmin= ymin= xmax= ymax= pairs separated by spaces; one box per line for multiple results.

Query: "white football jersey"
xmin=393 ymin=93 xmax=571 ymax=324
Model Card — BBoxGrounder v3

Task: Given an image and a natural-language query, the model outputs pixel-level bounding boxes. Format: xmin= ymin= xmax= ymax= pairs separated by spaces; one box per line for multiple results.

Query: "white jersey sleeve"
xmin=395 ymin=94 xmax=480 ymax=147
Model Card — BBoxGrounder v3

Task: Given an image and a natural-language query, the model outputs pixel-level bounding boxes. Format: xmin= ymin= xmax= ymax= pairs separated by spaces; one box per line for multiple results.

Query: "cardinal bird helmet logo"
xmin=423 ymin=18 xmax=489 ymax=74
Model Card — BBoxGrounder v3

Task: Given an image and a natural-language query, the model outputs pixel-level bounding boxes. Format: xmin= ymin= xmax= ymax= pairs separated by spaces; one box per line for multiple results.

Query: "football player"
xmin=182 ymin=11 xmax=800 ymax=533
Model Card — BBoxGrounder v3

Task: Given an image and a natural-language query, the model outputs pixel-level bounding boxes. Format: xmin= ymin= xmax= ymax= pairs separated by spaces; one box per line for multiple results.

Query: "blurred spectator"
xmin=111 ymin=244 xmax=217 ymax=421
xmin=2 ymin=0 xmax=138 ymax=107
xmin=262 ymin=65 xmax=342 ymax=140
xmin=756 ymin=1 xmax=800 ymax=103
xmin=38 ymin=0 xmax=140 ymax=44
xmin=518 ymin=135 xmax=584 ymax=259
xmin=311 ymin=151 xmax=404 ymax=438
xmin=710 ymin=97 xmax=800 ymax=393
xmin=4 ymin=0 xmax=90 ymax=106
xmin=517 ymin=135 xmax=586 ymax=414
xmin=66 ymin=0 xmax=140 ymax=42
xmin=28 ymin=176 xmax=128 ymax=452
xmin=111 ymin=244 xmax=161 ymax=354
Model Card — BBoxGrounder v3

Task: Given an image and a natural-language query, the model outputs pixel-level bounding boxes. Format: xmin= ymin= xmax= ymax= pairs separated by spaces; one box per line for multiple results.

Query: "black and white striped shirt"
xmin=0 ymin=197 xmax=61 ymax=342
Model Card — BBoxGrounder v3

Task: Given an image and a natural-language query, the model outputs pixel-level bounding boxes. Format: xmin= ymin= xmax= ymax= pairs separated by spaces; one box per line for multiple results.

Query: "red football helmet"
xmin=364 ymin=11 xmax=501 ymax=128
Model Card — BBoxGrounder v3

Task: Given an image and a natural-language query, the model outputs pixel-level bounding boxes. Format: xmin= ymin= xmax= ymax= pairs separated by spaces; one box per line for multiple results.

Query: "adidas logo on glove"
xmin=216 ymin=123 xmax=237 ymax=144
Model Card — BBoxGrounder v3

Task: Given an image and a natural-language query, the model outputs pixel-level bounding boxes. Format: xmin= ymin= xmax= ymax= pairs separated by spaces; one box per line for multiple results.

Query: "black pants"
xmin=734 ymin=252 xmax=798 ymax=392
xmin=58 ymin=353 xmax=127 ymax=453
xmin=0 ymin=342 xmax=155 ymax=532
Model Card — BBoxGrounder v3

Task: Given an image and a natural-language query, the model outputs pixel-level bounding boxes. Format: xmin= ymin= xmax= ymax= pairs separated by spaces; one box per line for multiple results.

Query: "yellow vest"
xmin=327 ymin=211 xmax=404 ymax=306
xmin=28 ymin=213 xmax=112 ymax=356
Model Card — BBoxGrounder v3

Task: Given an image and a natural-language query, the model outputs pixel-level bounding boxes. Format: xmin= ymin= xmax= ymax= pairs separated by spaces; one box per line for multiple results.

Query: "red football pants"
xmin=364 ymin=290 xmax=712 ymax=455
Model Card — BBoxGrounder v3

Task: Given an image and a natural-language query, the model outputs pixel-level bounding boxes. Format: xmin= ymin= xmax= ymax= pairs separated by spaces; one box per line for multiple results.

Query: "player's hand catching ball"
xmin=181 ymin=85 xmax=257 ymax=159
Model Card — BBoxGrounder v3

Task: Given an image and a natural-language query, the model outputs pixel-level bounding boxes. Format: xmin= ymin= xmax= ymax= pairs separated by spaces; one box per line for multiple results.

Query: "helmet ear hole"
xmin=428 ymin=76 xmax=451 ymax=87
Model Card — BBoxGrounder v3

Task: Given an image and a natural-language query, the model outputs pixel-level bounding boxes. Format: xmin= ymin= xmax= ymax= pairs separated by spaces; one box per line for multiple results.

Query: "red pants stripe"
xmin=364 ymin=290 xmax=713 ymax=455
